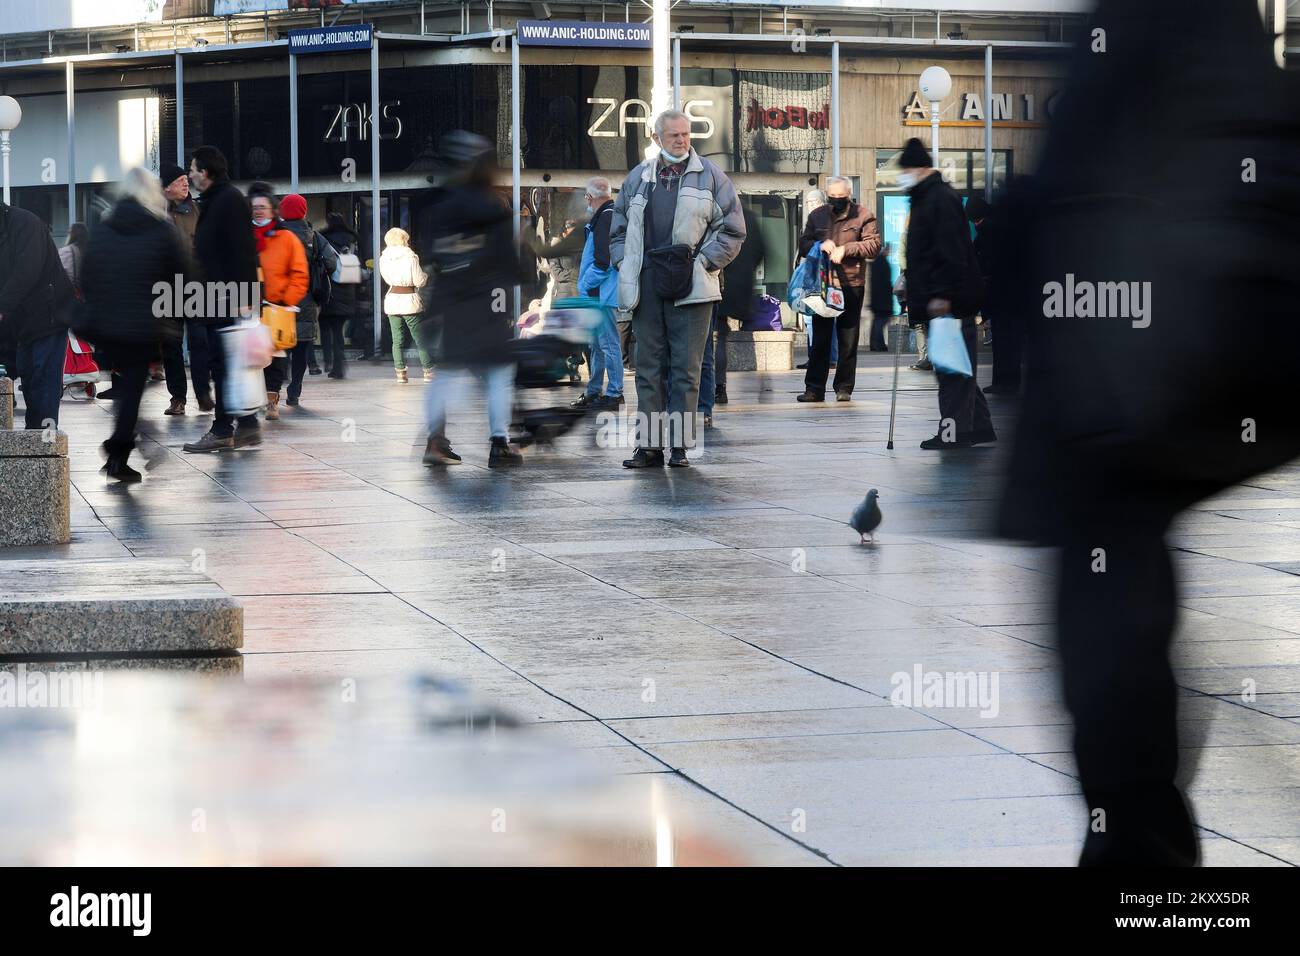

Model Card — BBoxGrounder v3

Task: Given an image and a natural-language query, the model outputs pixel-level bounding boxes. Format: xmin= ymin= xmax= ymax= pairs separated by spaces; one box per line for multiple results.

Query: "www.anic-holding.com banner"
xmin=517 ymin=20 xmax=651 ymax=48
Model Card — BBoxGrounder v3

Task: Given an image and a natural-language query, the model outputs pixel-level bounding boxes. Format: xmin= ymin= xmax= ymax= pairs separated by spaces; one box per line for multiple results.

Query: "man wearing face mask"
xmin=796 ymin=175 xmax=881 ymax=403
xmin=610 ymin=109 xmax=746 ymax=468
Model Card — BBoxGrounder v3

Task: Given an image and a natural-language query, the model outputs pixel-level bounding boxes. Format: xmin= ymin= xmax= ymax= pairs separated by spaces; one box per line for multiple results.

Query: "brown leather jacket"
xmin=798 ymin=200 xmax=882 ymax=288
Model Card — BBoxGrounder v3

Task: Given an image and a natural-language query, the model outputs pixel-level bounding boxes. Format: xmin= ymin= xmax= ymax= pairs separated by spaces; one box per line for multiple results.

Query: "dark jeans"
xmin=805 ymin=283 xmax=863 ymax=396
xmin=265 ymin=354 xmax=289 ymax=395
xmin=618 ymin=319 xmax=635 ymax=369
xmin=989 ymin=308 xmax=1024 ymax=389
xmin=713 ymin=313 xmax=729 ymax=390
xmin=16 ymin=330 xmax=66 ymax=430
xmin=320 ymin=315 xmax=348 ymax=374
xmin=162 ymin=321 xmax=212 ymax=403
xmin=632 ymin=271 xmax=712 ymax=449
xmin=1059 ymin=509 xmax=1197 ymax=864
xmin=106 ymin=356 xmax=151 ymax=456
xmin=202 ymin=323 xmax=259 ymax=439
xmin=305 ymin=341 xmax=319 ymax=370
xmin=869 ymin=310 xmax=890 ymax=350
xmin=697 ymin=306 xmax=721 ymax=415
xmin=936 ymin=321 xmax=994 ymax=437
xmin=286 ymin=341 xmax=311 ymax=400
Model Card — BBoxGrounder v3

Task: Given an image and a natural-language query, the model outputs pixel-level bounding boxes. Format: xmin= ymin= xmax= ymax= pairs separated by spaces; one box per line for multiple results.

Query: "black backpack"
xmin=307 ymin=230 xmax=333 ymax=309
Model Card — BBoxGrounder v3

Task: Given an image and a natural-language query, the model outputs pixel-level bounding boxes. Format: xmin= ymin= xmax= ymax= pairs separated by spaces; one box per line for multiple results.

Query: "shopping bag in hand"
xmin=220 ymin=319 xmax=275 ymax=417
xmin=926 ymin=316 xmax=973 ymax=377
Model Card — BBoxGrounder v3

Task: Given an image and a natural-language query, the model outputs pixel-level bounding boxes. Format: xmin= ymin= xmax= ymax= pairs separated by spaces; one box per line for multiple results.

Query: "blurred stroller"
xmin=62 ymin=331 xmax=101 ymax=400
xmin=510 ymin=295 xmax=605 ymax=448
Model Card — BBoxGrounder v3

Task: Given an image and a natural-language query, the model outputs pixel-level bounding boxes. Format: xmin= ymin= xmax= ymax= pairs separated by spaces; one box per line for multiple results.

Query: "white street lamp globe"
xmin=918 ymin=66 xmax=952 ymax=103
xmin=0 ymin=96 xmax=21 ymax=132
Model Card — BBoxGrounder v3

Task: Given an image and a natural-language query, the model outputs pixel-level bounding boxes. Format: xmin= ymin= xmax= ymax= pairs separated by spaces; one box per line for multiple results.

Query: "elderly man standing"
xmin=797 ymin=175 xmax=881 ymax=403
xmin=610 ymin=109 xmax=745 ymax=468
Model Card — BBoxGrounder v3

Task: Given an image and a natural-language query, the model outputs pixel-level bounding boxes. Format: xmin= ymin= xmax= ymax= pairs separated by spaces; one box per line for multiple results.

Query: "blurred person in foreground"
xmin=80 ymin=168 xmax=190 ymax=481
xmin=997 ymin=0 xmax=1300 ymax=865
xmin=421 ymin=131 xmax=528 ymax=469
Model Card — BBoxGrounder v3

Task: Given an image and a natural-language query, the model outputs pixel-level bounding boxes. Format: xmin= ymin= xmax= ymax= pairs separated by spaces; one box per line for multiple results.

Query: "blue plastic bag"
xmin=926 ymin=316 xmax=973 ymax=377
xmin=787 ymin=247 xmax=823 ymax=316
xmin=746 ymin=294 xmax=783 ymax=332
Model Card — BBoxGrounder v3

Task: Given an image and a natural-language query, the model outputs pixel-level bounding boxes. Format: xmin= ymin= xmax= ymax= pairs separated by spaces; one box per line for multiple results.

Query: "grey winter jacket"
xmin=609 ymin=149 xmax=746 ymax=312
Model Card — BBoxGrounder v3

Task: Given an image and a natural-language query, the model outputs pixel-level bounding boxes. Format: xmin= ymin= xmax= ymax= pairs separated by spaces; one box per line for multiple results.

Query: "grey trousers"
xmin=633 ymin=271 xmax=713 ymax=449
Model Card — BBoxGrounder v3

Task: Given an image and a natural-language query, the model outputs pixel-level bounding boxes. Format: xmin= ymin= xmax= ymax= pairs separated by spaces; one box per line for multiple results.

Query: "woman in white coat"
xmin=379 ymin=227 xmax=431 ymax=383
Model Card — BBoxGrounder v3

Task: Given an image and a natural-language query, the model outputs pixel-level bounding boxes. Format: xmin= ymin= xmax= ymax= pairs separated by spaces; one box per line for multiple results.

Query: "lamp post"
xmin=0 ymin=96 xmax=21 ymax=205
xmin=918 ymin=66 xmax=951 ymax=174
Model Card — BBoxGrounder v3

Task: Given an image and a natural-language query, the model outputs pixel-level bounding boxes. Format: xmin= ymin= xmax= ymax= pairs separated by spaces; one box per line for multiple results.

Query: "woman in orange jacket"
xmin=248 ymin=183 xmax=308 ymax=420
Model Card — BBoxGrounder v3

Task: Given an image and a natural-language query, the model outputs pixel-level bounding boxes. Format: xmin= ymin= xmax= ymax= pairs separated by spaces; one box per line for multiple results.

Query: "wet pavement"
xmin=2 ymin=353 xmax=1298 ymax=865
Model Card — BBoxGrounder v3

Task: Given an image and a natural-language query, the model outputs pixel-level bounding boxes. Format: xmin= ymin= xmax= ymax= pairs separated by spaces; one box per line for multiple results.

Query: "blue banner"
xmin=516 ymin=20 xmax=651 ymax=48
xmin=287 ymin=24 xmax=374 ymax=55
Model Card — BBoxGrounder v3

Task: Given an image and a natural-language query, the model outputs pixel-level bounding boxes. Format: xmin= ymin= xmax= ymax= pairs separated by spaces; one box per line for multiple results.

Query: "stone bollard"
xmin=0 ymin=427 xmax=71 ymax=547
xmin=0 ymin=377 xmax=12 ymax=430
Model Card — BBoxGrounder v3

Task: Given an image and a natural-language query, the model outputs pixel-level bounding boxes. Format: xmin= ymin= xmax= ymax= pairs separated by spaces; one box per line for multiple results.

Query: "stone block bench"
xmin=0 ymin=428 xmax=70 ymax=548
xmin=0 ymin=559 xmax=242 ymax=668
xmin=726 ymin=331 xmax=797 ymax=371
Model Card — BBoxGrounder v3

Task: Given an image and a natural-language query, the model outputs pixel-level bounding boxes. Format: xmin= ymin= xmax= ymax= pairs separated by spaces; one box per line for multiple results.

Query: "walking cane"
xmin=886 ymin=316 xmax=903 ymax=450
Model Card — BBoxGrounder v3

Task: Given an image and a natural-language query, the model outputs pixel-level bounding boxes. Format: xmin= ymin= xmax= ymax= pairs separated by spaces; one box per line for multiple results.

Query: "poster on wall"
xmin=737 ymin=72 xmax=831 ymax=174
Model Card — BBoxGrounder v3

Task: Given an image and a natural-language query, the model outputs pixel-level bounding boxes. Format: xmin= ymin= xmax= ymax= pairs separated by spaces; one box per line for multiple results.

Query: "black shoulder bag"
xmin=643 ymin=183 xmax=707 ymax=301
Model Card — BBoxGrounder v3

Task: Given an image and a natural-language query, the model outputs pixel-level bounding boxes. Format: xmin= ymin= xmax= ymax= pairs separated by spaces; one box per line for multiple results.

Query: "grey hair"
xmin=825 ymin=175 xmax=853 ymax=193
xmin=117 ymin=167 xmax=167 ymax=220
xmin=586 ymin=176 xmax=612 ymax=198
xmin=653 ymin=109 xmax=690 ymax=136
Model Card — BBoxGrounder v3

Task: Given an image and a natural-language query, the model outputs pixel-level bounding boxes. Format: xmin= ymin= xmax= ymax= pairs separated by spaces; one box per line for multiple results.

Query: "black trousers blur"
xmin=936 ymin=322 xmax=994 ymax=437
xmin=286 ymin=341 xmax=310 ymax=400
xmin=264 ymin=355 xmax=289 ymax=395
xmin=804 ymin=284 xmax=864 ymax=396
xmin=989 ymin=308 xmax=1024 ymax=390
xmin=869 ymin=310 xmax=890 ymax=350
xmin=105 ymin=355 xmax=151 ymax=457
xmin=162 ymin=321 xmax=213 ymax=403
xmin=320 ymin=316 xmax=348 ymax=374
xmin=1059 ymin=510 xmax=1197 ymax=865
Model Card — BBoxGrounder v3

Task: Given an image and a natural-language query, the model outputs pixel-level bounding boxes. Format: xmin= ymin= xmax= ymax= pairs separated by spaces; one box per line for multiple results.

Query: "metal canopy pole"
xmin=175 ymin=52 xmax=185 ymax=167
xmin=672 ymin=36 xmax=681 ymax=110
xmin=371 ymin=34 xmax=382 ymax=357
xmin=65 ymin=61 xmax=75 ymax=228
xmin=984 ymin=45 xmax=993 ymax=201
xmin=289 ymin=52 xmax=299 ymax=193
xmin=831 ymin=41 xmax=840 ymax=178
xmin=512 ymin=33 xmax=521 ymax=320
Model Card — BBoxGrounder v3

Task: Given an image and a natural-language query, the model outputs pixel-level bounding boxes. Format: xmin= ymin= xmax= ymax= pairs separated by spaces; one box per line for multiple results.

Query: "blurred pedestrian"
xmin=182 ymin=145 xmax=264 ymax=453
xmin=898 ymin=138 xmax=994 ymax=450
xmin=0 ymin=201 xmax=75 ymax=429
xmin=380 ymin=227 xmax=432 ymax=383
xmin=715 ymin=204 xmax=766 ymax=404
xmin=320 ymin=211 xmax=359 ymax=378
xmin=245 ymin=184 xmax=308 ymax=421
xmin=277 ymin=193 xmax=338 ymax=407
xmin=58 ymin=222 xmax=88 ymax=295
xmin=610 ymin=109 xmax=745 ymax=468
xmin=80 ymin=168 xmax=189 ymax=481
xmin=572 ymin=176 xmax=623 ymax=411
xmin=869 ymin=241 xmax=895 ymax=352
xmin=796 ymin=175 xmax=880 ymax=403
xmin=160 ymin=164 xmax=213 ymax=415
xmin=421 ymin=131 xmax=528 ymax=468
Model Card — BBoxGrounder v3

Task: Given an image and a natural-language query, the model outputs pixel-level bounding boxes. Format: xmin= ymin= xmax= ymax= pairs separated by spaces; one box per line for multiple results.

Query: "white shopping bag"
xmin=220 ymin=319 xmax=274 ymax=417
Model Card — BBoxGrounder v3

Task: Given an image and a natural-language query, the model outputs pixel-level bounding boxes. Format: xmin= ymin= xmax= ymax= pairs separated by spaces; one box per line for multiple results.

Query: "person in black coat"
xmin=996 ymin=0 xmax=1300 ymax=867
xmin=81 ymin=169 xmax=190 ymax=481
xmin=420 ymin=131 xmax=531 ymax=468
xmin=183 ymin=145 xmax=263 ymax=453
xmin=320 ymin=212 xmax=360 ymax=377
xmin=715 ymin=205 xmax=766 ymax=402
xmin=868 ymin=242 xmax=895 ymax=351
xmin=0 ymin=202 xmax=76 ymax=429
xmin=899 ymin=137 xmax=994 ymax=449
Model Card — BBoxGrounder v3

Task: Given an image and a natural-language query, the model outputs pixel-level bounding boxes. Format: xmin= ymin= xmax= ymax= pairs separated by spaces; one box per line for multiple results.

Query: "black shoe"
xmin=96 ymin=387 xmax=119 ymax=401
xmin=910 ymin=361 xmax=934 ymax=372
xmin=795 ymin=361 xmax=809 ymax=370
xmin=714 ymin=386 xmax=728 ymax=405
xmin=966 ymin=428 xmax=998 ymax=445
xmin=920 ymin=434 xmax=972 ymax=450
xmin=105 ymin=456 xmax=142 ymax=483
xmin=328 ymin=370 xmax=345 ymax=380
xmin=309 ymin=366 xmax=323 ymax=375
xmin=835 ymin=390 xmax=851 ymax=402
xmin=183 ymin=431 xmax=234 ymax=453
xmin=983 ymin=383 xmax=1018 ymax=395
xmin=592 ymin=394 xmax=625 ymax=410
xmin=422 ymin=436 xmax=462 ymax=466
xmin=488 ymin=437 xmax=523 ymax=468
xmin=570 ymin=393 xmax=597 ymax=409
xmin=796 ymin=390 xmax=825 ymax=403
xmin=622 ymin=447 xmax=665 ymax=469
xmin=668 ymin=447 xmax=690 ymax=467
xmin=232 ymin=427 xmax=263 ymax=449
xmin=285 ymin=396 xmax=300 ymax=407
